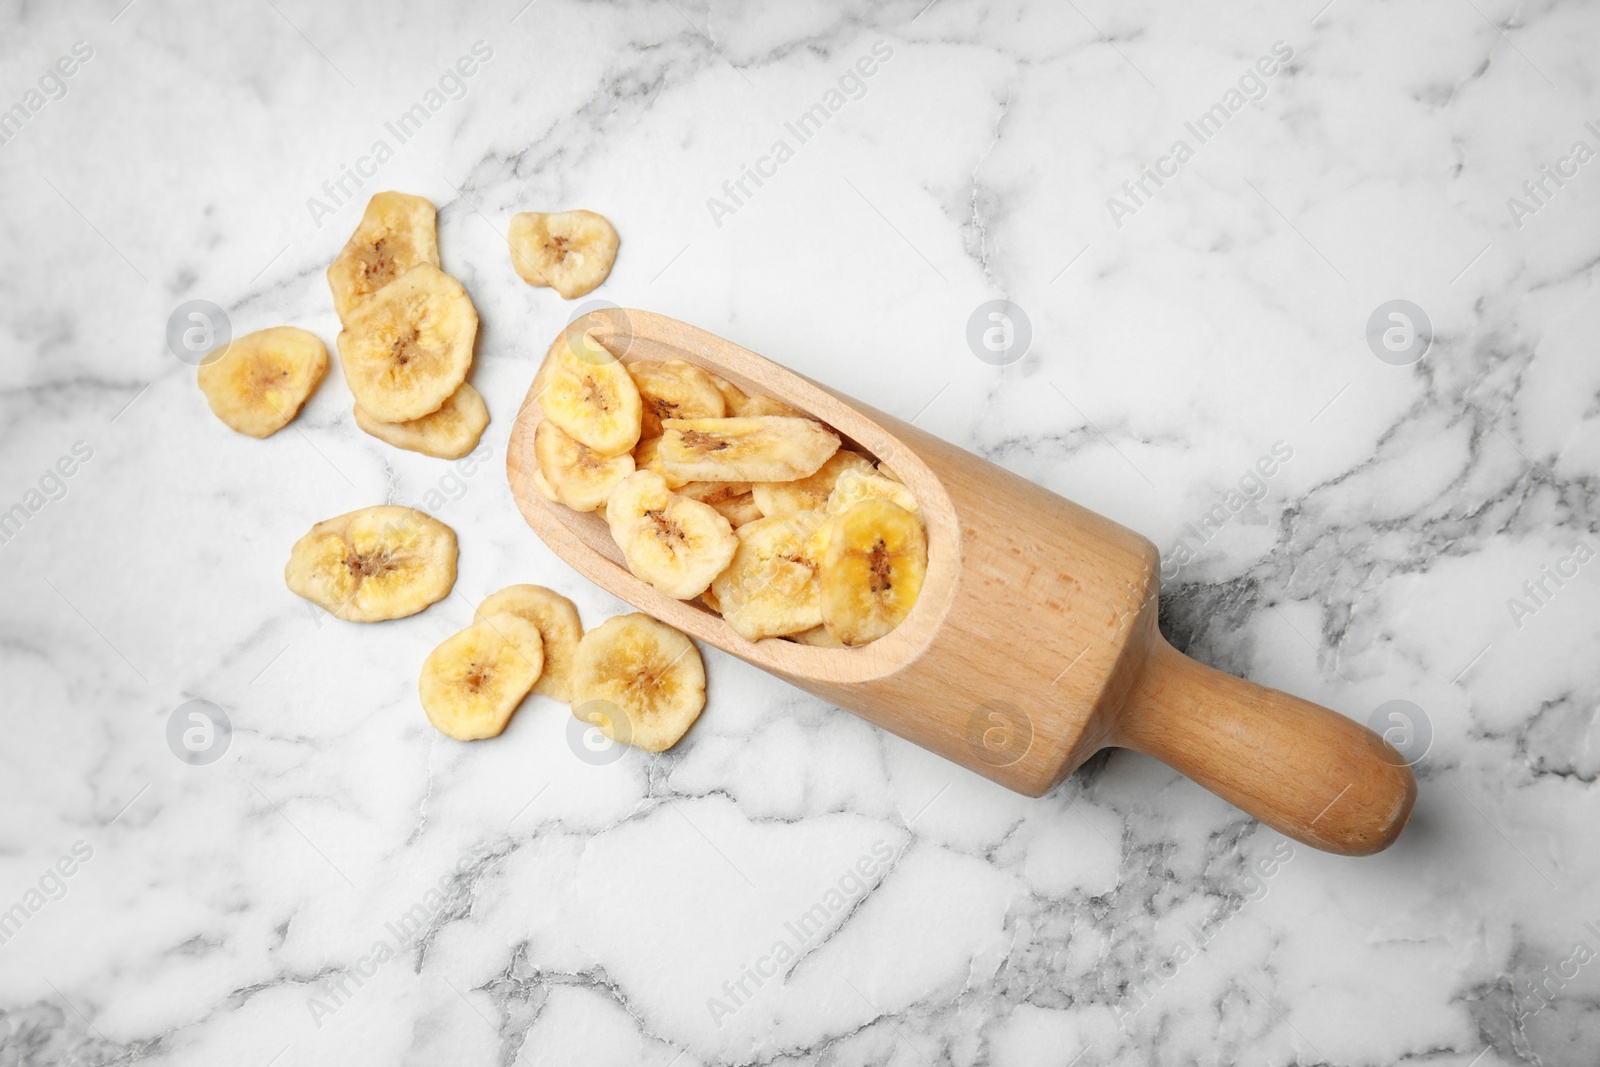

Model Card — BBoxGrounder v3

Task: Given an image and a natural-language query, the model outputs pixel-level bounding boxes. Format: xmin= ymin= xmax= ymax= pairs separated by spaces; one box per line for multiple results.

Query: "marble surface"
xmin=3 ymin=0 xmax=1599 ymax=1064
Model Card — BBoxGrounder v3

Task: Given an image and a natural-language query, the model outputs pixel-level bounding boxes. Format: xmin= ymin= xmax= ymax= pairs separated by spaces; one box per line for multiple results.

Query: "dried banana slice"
xmin=509 ymin=210 xmax=619 ymax=299
xmin=327 ymin=192 xmax=441 ymax=321
xmin=710 ymin=515 xmax=824 ymax=641
xmin=533 ymin=469 xmax=560 ymax=502
xmin=419 ymin=612 xmax=544 ymax=741
xmin=679 ymin=481 xmax=762 ymax=527
xmin=197 ymin=326 xmax=328 ymax=439
xmin=807 ymin=467 xmax=924 ymax=557
xmin=658 ymin=417 xmax=839 ymax=483
xmin=605 ymin=470 xmax=737 ymax=600
xmin=753 ymin=451 xmax=876 ymax=519
xmin=633 ymin=436 xmax=689 ymax=488
xmin=818 ymin=498 xmax=927 ymax=647
xmin=535 ymin=419 xmax=635 ymax=512
xmin=628 ymin=359 xmax=726 ymax=438
xmin=476 ymin=585 xmax=583 ymax=702
xmin=570 ymin=613 xmax=705 ymax=752
xmin=285 ymin=505 xmax=457 ymax=622
xmin=703 ymin=371 xmax=802 ymax=418
xmin=790 ymin=625 xmax=847 ymax=649
xmin=337 ymin=263 xmax=477 ymax=423
xmin=354 ymin=381 xmax=488 ymax=459
xmin=534 ymin=330 xmax=642 ymax=457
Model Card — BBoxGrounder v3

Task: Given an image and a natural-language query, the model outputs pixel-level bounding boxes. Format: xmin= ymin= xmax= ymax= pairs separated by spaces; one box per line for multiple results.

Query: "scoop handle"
xmin=1111 ymin=639 xmax=1416 ymax=855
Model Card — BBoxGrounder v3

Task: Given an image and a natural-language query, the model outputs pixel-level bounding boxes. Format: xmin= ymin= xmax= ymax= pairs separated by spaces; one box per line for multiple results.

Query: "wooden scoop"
xmin=507 ymin=309 xmax=1416 ymax=856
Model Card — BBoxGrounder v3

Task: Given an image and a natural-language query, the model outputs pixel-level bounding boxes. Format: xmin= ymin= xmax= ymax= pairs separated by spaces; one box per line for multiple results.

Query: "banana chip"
xmin=476 ymin=584 xmax=583 ymax=701
xmin=818 ymin=498 xmax=927 ymax=647
xmin=570 ymin=613 xmax=705 ymax=752
xmin=354 ymin=381 xmax=488 ymax=459
xmin=658 ymin=416 xmax=839 ymax=483
xmin=197 ymin=326 xmax=328 ymax=439
xmin=420 ymin=612 xmax=544 ymax=741
xmin=285 ymin=505 xmax=457 ymax=622
xmin=535 ymin=330 xmax=642 ymax=457
xmin=509 ymin=209 xmax=619 ymax=299
xmin=711 ymin=515 xmax=823 ymax=641
xmin=337 ymin=263 xmax=477 ymax=423
xmin=535 ymin=419 xmax=635 ymax=513
xmin=628 ymin=359 xmax=726 ymax=438
xmin=327 ymin=191 xmax=441 ymax=320
xmin=605 ymin=470 xmax=737 ymax=600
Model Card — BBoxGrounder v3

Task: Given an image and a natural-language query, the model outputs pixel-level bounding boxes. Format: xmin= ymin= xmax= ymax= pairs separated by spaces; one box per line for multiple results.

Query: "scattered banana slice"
xmin=354 ymin=381 xmax=488 ymax=459
xmin=326 ymin=191 xmax=441 ymax=321
xmin=285 ymin=505 xmax=457 ymax=622
xmin=679 ymin=481 xmax=762 ymax=527
xmin=605 ymin=470 xmax=738 ymax=599
xmin=753 ymin=450 xmax=876 ymax=519
xmin=337 ymin=263 xmax=477 ymax=423
xmin=476 ymin=584 xmax=583 ymax=701
xmin=633 ymin=436 xmax=690 ymax=488
xmin=570 ymin=613 xmax=705 ymax=752
xmin=818 ymin=498 xmax=927 ymax=646
xmin=659 ymin=417 xmax=839 ymax=483
xmin=790 ymin=625 xmax=848 ymax=649
xmin=535 ymin=330 xmax=642 ymax=457
xmin=509 ymin=210 xmax=619 ymax=299
xmin=710 ymin=515 xmax=824 ymax=641
xmin=535 ymin=419 xmax=635 ymax=512
xmin=197 ymin=326 xmax=328 ymax=439
xmin=629 ymin=359 xmax=726 ymax=438
xmin=419 ymin=612 xmax=544 ymax=741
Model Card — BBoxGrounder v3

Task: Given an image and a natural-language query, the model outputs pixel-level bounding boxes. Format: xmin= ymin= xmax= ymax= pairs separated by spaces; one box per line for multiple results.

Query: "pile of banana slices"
xmin=532 ymin=341 xmax=930 ymax=648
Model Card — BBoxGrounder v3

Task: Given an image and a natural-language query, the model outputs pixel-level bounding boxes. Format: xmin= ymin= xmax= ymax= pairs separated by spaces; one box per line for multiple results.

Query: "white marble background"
xmin=2 ymin=0 xmax=1597 ymax=1064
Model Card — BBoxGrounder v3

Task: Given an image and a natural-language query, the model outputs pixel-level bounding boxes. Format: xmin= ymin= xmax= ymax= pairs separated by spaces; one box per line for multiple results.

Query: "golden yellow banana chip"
xmin=337 ymin=263 xmax=477 ymax=423
xmin=534 ymin=330 xmax=642 ymax=457
xmin=284 ymin=505 xmax=457 ymax=622
xmin=475 ymin=585 xmax=583 ymax=702
xmin=658 ymin=417 xmax=839 ymax=483
xmin=326 ymin=191 xmax=441 ymax=320
xmin=628 ymin=359 xmax=726 ymax=438
xmin=570 ymin=613 xmax=705 ymax=752
xmin=633 ymin=436 xmax=690 ymax=489
xmin=353 ymin=381 xmax=488 ymax=459
xmin=509 ymin=209 xmax=619 ymax=299
xmin=753 ymin=450 xmax=876 ymax=519
xmin=711 ymin=514 xmax=823 ymax=641
xmin=605 ymin=470 xmax=737 ymax=600
xmin=197 ymin=326 xmax=328 ymax=439
xmin=419 ymin=612 xmax=544 ymax=741
xmin=535 ymin=419 xmax=634 ymax=512
xmin=818 ymin=498 xmax=927 ymax=646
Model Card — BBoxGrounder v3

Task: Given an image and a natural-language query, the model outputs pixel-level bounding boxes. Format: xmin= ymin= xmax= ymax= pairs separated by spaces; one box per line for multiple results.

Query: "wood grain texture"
xmin=507 ymin=309 xmax=1416 ymax=855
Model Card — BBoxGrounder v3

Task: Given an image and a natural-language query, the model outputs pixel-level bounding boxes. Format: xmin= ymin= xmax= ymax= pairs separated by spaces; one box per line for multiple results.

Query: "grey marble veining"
xmin=2 ymin=0 xmax=1598 ymax=1064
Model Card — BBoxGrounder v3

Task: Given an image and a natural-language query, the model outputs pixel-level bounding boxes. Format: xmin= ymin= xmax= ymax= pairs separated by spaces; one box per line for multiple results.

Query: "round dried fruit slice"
xmin=628 ymin=359 xmax=726 ymax=438
xmin=818 ymin=498 xmax=927 ymax=647
xmin=337 ymin=263 xmax=477 ymax=423
xmin=605 ymin=470 xmax=737 ymax=600
xmin=475 ymin=584 xmax=583 ymax=702
xmin=284 ymin=505 xmax=457 ymax=622
xmin=535 ymin=419 xmax=634 ymax=512
xmin=534 ymin=330 xmax=642 ymax=457
xmin=326 ymin=191 xmax=441 ymax=320
xmin=509 ymin=209 xmax=619 ymax=300
xmin=753 ymin=451 xmax=876 ymax=519
xmin=354 ymin=381 xmax=488 ymax=459
xmin=197 ymin=326 xmax=328 ymax=438
xmin=420 ymin=612 xmax=544 ymax=741
xmin=658 ymin=416 xmax=839 ymax=483
xmin=570 ymin=613 xmax=705 ymax=752
xmin=711 ymin=514 xmax=824 ymax=641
